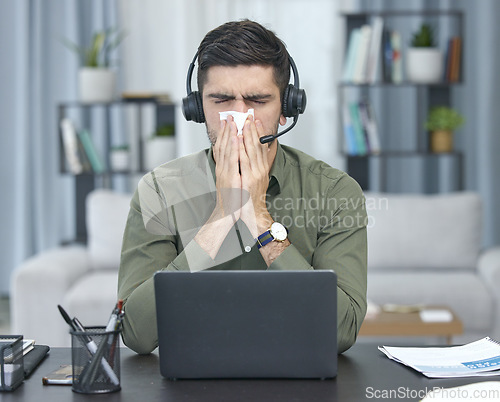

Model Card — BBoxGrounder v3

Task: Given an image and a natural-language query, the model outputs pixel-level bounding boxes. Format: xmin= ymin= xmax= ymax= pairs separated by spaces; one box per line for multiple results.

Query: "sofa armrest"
xmin=10 ymin=245 xmax=91 ymax=346
xmin=477 ymin=246 xmax=500 ymax=339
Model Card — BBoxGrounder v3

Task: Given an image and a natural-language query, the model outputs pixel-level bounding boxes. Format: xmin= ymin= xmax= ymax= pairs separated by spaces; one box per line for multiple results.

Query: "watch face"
xmin=270 ymin=222 xmax=288 ymax=241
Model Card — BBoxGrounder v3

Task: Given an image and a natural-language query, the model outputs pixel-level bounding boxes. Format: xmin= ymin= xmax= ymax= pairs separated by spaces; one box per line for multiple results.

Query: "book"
xmin=342 ymin=28 xmax=361 ymax=82
xmin=349 ymin=102 xmax=367 ymax=155
xmin=381 ymin=28 xmax=393 ymax=82
xmin=60 ymin=118 xmax=83 ymax=174
xmin=365 ymin=16 xmax=384 ymax=83
xmin=342 ymin=103 xmax=358 ymax=155
xmin=444 ymin=37 xmax=453 ymax=81
xmin=379 ymin=337 xmax=500 ymax=378
xmin=382 ymin=29 xmax=392 ymax=82
xmin=76 ymin=135 xmax=93 ymax=173
xmin=450 ymin=37 xmax=462 ymax=82
xmin=390 ymin=31 xmax=402 ymax=83
xmin=358 ymin=100 xmax=381 ymax=154
xmin=77 ymin=129 xmax=105 ymax=174
xmin=2 ymin=338 xmax=35 ymax=363
xmin=352 ymin=25 xmax=372 ymax=83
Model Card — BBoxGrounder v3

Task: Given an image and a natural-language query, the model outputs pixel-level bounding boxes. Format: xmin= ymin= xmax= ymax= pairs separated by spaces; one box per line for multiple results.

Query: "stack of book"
xmin=342 ymin=99 xmax=381 ymax=156
xmin=60 ymin=118 xmax=105 ymax=174
xmin=342 ymin=17 xmax=385 ymax=84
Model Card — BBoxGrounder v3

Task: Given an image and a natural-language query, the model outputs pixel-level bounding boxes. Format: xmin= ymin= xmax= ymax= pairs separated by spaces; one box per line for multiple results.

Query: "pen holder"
xmin=0 ymin=335 xmax=24 ymax=392
xmin=70 ymin=326 xmax=121 ymax=394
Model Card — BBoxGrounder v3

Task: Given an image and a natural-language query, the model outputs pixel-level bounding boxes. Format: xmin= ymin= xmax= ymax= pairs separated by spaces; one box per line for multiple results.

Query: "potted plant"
xmin=425 ymin=106 xmax=464 ymax=153
xmin=144 ymin=124 xmax=176 ymax=171
xmin=406 ymin=23 xmax=443 ymax=83
xmin=110 ymin=145 xmax=130 ymax=171
xmin=63 ymin=27 xmax=126 ymax=102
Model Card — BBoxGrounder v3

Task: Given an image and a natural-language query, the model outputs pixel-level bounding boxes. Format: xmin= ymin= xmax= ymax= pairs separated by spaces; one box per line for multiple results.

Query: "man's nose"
xmin=233 ymin=98 xmax=249 ymax=112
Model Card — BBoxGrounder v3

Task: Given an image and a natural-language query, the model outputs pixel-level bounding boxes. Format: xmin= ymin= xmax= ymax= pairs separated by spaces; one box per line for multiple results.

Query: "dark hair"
xmin=197 ymin=20 xmax=290 ymax=98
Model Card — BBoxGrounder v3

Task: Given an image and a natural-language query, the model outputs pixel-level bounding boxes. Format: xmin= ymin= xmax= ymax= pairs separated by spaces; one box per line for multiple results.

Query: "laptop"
xmin=154 ymin=270 xmax=337 ymax=379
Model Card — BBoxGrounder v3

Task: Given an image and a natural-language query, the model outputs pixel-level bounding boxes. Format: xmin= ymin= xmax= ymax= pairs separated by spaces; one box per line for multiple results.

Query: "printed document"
xmin=379 ymin=337 xmax=500 ymax=378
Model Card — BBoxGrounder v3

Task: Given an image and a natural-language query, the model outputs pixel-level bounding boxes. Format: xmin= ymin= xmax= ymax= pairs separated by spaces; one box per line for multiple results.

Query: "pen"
xmin=105 ymin=300 xmax=123 ymax=332
xmin=57 ymin=304 xmax=77 ymax=331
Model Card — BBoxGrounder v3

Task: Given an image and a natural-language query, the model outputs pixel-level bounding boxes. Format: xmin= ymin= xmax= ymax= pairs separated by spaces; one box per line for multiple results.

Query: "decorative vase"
xmin=144 ymin=137 xmax=176 ymax=171
xmin=406 ymin=48 xmax=443 ymax=83
xmin=79 ymin=67 xmax=116 ymax=102
xmin=110 ymin=149 xmax=130 ymax=171
xmin=430 ymin=130 xmax=453 ymax=153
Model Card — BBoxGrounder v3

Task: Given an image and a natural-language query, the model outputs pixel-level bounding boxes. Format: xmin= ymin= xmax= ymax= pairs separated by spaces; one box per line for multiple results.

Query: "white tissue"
xmin=219 ymin=109 xmax=254 ymax=135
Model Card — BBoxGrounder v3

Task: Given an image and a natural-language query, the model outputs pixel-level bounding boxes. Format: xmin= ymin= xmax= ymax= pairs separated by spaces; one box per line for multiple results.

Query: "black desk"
xmin=0 ymin=344 xmax=493 ymax=401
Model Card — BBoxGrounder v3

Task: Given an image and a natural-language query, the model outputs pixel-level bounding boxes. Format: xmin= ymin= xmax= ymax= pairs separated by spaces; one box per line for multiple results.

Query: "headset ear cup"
xmin=182 ymin=91 xmax=205 ymax=123
xmin=193 ymin=91 xmax=205 ymax=123
xmin=283 ymin=84 xmax=307 ymax=117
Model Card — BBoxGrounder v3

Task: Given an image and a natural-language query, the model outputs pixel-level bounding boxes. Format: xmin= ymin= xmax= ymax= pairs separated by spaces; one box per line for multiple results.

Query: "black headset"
xmin=182 ymin=51 xmax=307 ymax=144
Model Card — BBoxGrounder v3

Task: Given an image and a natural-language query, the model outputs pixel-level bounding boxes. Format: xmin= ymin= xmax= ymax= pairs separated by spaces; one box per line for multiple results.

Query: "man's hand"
xmin=194 ymin=116 xmax=241 ymax=260
xmin=212 ymin=116 xmax=242 ymax=221
xmin=238 ymin=116 xmax=274 ymax=238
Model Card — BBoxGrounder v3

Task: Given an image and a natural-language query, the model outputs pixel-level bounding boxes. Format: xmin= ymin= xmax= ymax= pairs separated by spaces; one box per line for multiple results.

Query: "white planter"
xmin=144 ymin=137 xmax=176 ymax=171
xmin=79 ymin=67 xmax=116 ymax=102
xmin=110 ymin=149 xmax=130 ymax=171
xmin=406 ymin=48 xmax=443 ymax=83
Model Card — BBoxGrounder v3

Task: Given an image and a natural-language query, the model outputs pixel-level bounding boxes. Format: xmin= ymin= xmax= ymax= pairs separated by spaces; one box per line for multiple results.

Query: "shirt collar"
xmin=207 ymin=141 xmax=285 ymax=195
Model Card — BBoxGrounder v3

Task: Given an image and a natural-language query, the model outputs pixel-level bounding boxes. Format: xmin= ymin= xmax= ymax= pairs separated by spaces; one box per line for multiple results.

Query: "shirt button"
xmin=244 ymin=245 xmax=252 ymax=253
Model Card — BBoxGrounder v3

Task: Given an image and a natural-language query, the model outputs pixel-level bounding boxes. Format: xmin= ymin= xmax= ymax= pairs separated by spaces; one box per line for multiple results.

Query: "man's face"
xmin=202 ymin=64 xmax=287 ymax=146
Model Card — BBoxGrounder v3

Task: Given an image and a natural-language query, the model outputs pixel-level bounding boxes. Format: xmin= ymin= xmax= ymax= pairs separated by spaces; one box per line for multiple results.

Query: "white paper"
xmin=419 ymin=309 xmax=453 ymax=322
xmin=0 ymin=364 xmax=22 ymax=387
xmin=379 ymin=337 xmax=500 ymax=378
xmin=219 ymin=109 xmax=254 ymax=135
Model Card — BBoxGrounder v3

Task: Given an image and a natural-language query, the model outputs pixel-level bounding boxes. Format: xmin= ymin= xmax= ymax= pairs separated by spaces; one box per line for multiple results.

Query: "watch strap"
xmin=256 ymin=230 xmax=273 ymax=249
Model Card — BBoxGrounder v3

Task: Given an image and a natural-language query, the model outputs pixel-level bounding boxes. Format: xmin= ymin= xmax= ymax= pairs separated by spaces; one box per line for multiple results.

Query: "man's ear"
xmin=279 ymin=115 xmax=287 ymax=126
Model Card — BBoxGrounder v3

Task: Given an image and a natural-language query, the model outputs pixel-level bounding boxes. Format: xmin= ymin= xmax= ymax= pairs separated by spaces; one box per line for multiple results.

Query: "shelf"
xmin=57 ymin=99 xmax=176 ymax=242
xmin=339 ymin=8 xmax=465 ymax=193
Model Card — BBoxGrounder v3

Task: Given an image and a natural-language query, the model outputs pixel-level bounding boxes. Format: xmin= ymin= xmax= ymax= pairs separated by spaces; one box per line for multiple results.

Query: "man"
xmin=118 ymin=20 xmax=367 ymax=355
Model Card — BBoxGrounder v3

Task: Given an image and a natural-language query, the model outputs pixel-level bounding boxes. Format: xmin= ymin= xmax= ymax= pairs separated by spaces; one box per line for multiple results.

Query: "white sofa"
xmin=11 ymin=190 xmax=500 ymax=347
xmin=365 ymin=191 xmax=500 ymax=342
xmin=10 ymin=189 xmax=131 ymax=346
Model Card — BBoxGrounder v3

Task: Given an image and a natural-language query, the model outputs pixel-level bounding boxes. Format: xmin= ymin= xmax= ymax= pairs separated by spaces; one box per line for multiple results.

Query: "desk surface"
xmin=0 ymin=344 xmax=493 ymax=402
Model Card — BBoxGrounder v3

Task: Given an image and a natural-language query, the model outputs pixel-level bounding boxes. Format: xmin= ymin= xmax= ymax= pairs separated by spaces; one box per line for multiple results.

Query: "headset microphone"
xmin=259 ymin=115 xmax=299 ymax=144
xmin=182 ymin=51 xmax=307 ymax=143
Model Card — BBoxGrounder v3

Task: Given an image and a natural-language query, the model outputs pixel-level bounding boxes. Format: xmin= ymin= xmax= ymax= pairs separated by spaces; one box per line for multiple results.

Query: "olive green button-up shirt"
xmin=118 ymin=143 xmax=367 ymax=354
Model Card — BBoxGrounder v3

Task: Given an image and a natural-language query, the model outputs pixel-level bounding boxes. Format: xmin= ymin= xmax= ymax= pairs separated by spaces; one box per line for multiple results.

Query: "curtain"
xmin=0 ymin=0 xmax=119 ymax=295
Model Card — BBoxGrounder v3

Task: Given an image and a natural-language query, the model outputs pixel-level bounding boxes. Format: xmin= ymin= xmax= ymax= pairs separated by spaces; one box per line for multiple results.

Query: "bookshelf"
xmin=57 ymin=97 xmax=176 ymax=242
xmin=339 ymin=9 xmax=464 ymax=193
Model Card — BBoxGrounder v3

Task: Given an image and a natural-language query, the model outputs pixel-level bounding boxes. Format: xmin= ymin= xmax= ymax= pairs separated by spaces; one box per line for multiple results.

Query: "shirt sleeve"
xmin=117 ymin=176 xmax=216 ymax=354
xmin=269 ymin=173 xmax=367 ymax=354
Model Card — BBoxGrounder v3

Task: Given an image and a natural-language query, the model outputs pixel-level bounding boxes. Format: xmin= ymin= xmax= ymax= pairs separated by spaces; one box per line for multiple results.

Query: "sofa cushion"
xmin=86 ymin=190 xmax=132 ymax=270
xmin=365 ymin=192 xmax=482 ymax=270
xmin=63 ymin=271 xmax=119 ymax=327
